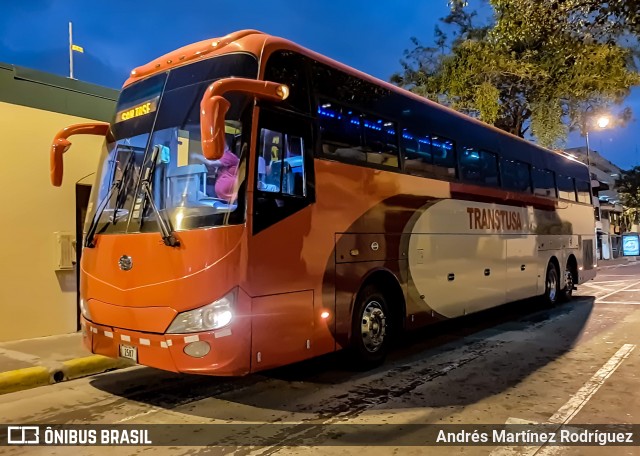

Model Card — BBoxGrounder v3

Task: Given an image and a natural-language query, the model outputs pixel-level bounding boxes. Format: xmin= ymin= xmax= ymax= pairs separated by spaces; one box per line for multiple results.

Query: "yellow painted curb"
xmin=0 ymin=366 xmax=51 ymax=395
xmin=62 ymin=355 xmax=133 ymax=380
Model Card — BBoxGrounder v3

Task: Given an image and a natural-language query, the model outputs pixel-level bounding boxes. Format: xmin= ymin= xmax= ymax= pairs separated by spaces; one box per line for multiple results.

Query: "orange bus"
xmin=50 ymin=29 xmax=596 ymax=375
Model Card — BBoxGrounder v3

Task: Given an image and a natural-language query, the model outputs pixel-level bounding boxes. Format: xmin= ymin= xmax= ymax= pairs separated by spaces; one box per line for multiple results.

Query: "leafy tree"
xmin=391 ymin=0 xmax=640 ymax=147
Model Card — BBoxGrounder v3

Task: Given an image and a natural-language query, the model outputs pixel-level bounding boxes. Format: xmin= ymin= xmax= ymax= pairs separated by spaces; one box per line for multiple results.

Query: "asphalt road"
xmin=2 ymin=262 xmax=640 ymax=455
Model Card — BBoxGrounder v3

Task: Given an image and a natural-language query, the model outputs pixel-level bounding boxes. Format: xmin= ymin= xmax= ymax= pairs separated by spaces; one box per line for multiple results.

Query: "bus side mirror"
xmin=200 ymin=78 xmax=289 ymax=160
xmin=200 ymin=95 xmax=231 ymax=161
xmin=50 ymin=122 xmax=110 ymax=186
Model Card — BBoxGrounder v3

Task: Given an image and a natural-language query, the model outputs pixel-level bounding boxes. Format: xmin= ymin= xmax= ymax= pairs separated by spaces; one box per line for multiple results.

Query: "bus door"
xmin=248 ymin=107 xmax=318 ymax=371
xmin=75 ymin=182 xmax=92 ymax=330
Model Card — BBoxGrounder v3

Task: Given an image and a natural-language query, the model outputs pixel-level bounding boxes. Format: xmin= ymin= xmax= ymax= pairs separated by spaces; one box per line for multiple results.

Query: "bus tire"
xmin=348 ymin=285 xmax=390 ymax=369
xmin=560 ymin=261 xmax=576 ymax=302
xmin=542 ymin=261 xmax=560 ymax=307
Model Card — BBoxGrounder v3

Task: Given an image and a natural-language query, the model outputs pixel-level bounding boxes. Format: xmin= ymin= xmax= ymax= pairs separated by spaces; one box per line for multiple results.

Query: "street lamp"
xmin=584 ymin=114 xmax=611 ymax=174
xmin=582 ymin=112 xmax=612 ymax=261
xmin=597 ymin=116 xmax=610 ymax=129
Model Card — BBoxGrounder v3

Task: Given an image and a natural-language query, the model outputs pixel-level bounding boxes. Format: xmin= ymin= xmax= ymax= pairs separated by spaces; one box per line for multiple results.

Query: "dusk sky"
xmin=1 ymin=0 xmax=638 ymax=169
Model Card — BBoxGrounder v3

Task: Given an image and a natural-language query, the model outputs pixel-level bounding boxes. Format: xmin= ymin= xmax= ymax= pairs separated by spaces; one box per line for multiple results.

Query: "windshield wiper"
xmin=84 ymin=153 xmax=134 ymax=248
xmin=140 ymin=145 xmax=180 ymax=247
xmin=112 ymin=152 xmax=135 ymax=224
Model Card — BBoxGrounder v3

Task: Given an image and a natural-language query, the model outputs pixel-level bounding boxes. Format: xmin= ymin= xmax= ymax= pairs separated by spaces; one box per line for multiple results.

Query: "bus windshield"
xmin=85 ymin=53 xmax=258 ymax=237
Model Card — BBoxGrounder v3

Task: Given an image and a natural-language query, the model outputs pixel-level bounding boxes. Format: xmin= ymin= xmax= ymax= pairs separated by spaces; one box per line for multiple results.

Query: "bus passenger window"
xmin=533 ymin=168 xmax=557 ymax=198
xmin=402 ymin=130 xmax=433 ymax=176
xmin=431 ymin=136 xmax=456 ymax=176
xmin=362 ymin=116 xmax=399 ymax=168
xmin=318 ymin=102 xmax=365 ymax=162
xmin=576 ymin=180 xmax=591 ymax=203
xmin=459 ymin=148 xmax=499 ymax=186
xmin=557 ymin=175 xmax=577 ymax=201
xmin=501 ymin=158 xmax=532 ymax=193
xmin=401 ymin=131 xmax=455 ymax=178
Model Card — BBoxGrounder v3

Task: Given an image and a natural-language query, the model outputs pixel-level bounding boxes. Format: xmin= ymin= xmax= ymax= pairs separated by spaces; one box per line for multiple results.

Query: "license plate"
xmin=119 ymin=344 xmax=137 ymax=362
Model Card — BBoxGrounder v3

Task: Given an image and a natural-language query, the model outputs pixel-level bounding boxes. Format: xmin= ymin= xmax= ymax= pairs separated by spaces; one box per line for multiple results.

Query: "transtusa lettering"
xmin=466 ymin=207 xmax=523 ymax=231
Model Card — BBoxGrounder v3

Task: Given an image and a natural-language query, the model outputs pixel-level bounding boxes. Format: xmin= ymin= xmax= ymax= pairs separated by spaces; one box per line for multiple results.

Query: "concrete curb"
xmin=62 ymin=355 xmax=133 ymax=381
xmin=0 ymin=367 xmax=51 ymax=395
xmin=0 ymin=355 xmax=133 ymax=395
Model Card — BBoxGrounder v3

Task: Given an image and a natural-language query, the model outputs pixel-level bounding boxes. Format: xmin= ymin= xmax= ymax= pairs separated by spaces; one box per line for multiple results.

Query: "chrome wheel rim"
xmin=548 ymin=267 xmax=558 ymax=302
xmin=361 ymin=300 xmax=386 ymax=353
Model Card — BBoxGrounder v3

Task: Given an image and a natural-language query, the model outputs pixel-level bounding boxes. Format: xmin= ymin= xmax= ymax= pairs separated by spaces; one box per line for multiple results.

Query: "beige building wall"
xmin=0 ymin=101 xmax=106 ymax=341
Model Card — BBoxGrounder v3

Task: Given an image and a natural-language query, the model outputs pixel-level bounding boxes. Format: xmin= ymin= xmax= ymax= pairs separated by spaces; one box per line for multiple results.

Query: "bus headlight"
xmin=166 ymin=289 xmax=235 ymax=334
xmin=80 ymin=298 xmax=92 ymax=321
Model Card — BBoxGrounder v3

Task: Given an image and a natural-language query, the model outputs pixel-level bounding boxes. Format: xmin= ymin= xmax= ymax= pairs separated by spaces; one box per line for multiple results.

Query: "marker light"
xmin=167 ymin=289 xmax=235 ymax=333
xmin=321 ymin=311 xmax=330 ymax=319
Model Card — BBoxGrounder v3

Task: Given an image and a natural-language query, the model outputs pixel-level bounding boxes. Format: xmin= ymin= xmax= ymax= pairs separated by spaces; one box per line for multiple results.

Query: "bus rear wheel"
xmin=542 ymin=261 xmax=560 ymax=307
xmin=560 ymin=263 xmax=576 ymax=302
xmin=349 ymin=285 xmax=390 ymax=369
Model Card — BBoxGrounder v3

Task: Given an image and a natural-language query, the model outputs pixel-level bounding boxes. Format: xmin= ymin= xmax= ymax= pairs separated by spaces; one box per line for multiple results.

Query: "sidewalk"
xmin=597 ymin=255 xmax=639 ymax=268
xmin=0 ymin=332 xmax=133 ymax=395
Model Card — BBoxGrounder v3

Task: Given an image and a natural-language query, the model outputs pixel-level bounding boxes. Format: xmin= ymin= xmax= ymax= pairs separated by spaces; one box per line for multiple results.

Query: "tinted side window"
xmin=318 ymin=102 xmax=365 ymax=162
xmin=501 ymin=158 xmax=532 ymax=193
xmin=459 ymin=147 xmax=499 ymax=186
xmin=432 ymin=136 xmax=456 ymax=172
xmin=402 ymin=129 xmax=432 ymax=175
xmin=264 ymin=51 xmax=310 ymax=114
xmin=557 ymin=175 xmax=577 ymax=201
xmin=361 ymin=115 xmax=399 ymax=168
xmin=576 ymin=180 xmax=591 ymax=204
xmin=318 ymin=101 xmax=398 ymax=167
xmin=402 ymin=129 xmax=455 ymax=178
xmin=533 ymin=168 xmax=557 ymax=198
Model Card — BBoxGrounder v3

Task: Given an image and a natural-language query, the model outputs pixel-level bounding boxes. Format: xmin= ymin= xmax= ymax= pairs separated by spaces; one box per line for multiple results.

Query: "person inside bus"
xmin=191 ymin=147 xmax=239 ymax=202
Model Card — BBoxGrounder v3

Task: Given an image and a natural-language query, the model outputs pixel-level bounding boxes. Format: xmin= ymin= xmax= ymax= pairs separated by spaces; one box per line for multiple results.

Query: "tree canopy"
xmin=391 ymin=0 xmax=640 ymax=147
xmin=616 ymin=167 xmax=640 ymax=227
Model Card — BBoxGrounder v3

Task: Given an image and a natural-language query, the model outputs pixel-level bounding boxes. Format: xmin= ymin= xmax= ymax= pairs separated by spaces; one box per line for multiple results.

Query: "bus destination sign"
xmin=116 ymin=97 xmax=159 ymax=123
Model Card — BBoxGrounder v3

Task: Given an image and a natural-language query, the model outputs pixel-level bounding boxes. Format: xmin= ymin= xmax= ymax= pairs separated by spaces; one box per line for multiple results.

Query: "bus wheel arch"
xmin=348 ymin=269 xmax=405 ymax=368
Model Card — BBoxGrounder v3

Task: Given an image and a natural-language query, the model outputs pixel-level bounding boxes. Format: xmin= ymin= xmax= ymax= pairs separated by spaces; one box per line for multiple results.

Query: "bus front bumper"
xmin=81 ymin=316 xmax=251 ymax=376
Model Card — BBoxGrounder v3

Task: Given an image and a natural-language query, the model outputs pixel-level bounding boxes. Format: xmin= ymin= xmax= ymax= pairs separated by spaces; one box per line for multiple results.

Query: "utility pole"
xmin=69 ymin=21 xmax=74 ymax=79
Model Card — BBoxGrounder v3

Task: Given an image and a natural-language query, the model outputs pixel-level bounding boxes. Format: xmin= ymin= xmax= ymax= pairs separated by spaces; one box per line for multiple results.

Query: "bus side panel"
xmin=250 ymin=290 xmax=314 ymax=372
xmin=407 ymin=234 xmax=507 ymax=318
xmin=506 ymin=235 xmax=540 ymax=302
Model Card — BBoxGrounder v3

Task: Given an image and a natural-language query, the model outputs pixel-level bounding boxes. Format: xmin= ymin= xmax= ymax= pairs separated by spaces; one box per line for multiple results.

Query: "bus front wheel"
xmin=349 ymin=285 xmax=390 ymax=369
xmin=542 ymin=261 xmax=560 ymax=306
